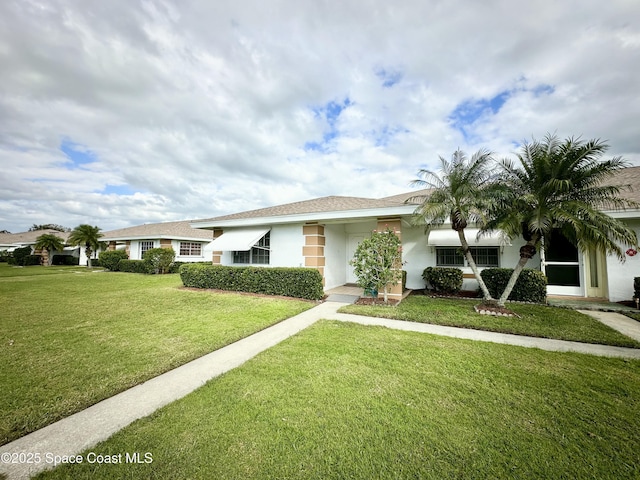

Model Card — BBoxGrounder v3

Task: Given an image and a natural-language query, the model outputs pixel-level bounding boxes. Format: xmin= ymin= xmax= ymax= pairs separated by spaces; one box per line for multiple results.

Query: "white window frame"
xmin=179 ymin=242 xmax=202 ymax=256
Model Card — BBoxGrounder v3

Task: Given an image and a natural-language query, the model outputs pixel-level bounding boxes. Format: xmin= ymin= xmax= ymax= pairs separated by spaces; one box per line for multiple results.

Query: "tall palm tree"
xmin=34 ymin=233 xmax=65 ymax=266
xmin=488 ymin=134 xmax=638 ymax=306
xmin=407 ymin=149 xmax=502 ymax=303
xmin=68 ymin=224 xmax=105 ymax=268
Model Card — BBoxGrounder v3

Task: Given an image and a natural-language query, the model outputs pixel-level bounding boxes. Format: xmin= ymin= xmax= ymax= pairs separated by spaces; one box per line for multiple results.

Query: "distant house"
xmin=96 ymin=220 xmax=215 ymax=265
xmin=0 ymin=229 xmax=78 ymax=264
xmin=191 ymin=167 xmax=640 ymax=303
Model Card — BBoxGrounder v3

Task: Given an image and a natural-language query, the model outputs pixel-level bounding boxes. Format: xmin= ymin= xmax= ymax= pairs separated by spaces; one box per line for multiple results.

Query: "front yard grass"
xmin=0 ymin=265 xmax=313 ymax=445
xmin=339 ymin=295 xmax=640 ymax=347
xmin=38 ymin=321 xmax=640 ymax=479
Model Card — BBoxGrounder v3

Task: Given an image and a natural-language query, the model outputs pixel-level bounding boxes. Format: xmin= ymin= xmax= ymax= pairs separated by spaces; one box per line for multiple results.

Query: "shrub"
xmin=10 ymin=246 xmax=32 ymax=266
xmin=480 ymin=268 xmax=547 ymax=303
xmin=180 ymin=264 xmax=324 ymax=300
xmin=422 ymin=267 xmax=463 ymax=293
xmin=634 ymin=277 xmax=640 ymax=300
xmin=24 ymin=255 xmax=42 ymax=266
xmin=99 ymin=250 xmax=129 ymax=271
xmin=52 ymin=255 xmax=79 ymax=266
xmin=349 ymin=228 xmax=403 ymax=303
xmin=0 ymin=250 xmax=11 ymax=263
xmin=143 ymin=247 xmax=175 ymax=274
xmin=118 ymin=259 xmax=153 ymax=274
xmin=169 ymin=261 xmax=185 ymax=274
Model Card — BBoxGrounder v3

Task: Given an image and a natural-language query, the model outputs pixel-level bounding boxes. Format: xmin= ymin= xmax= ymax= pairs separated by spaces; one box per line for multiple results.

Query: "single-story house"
xmin=191 ymin=167 xmax=640 ymax=303
xmin=94 ymin=220 xmax=216 ymax=265
xmin=0 ymin=229 xmax=78 ymax=264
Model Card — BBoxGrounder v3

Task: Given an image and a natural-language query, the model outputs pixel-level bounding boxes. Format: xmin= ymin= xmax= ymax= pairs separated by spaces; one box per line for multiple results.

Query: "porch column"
xmin=108 ymin=241 xmax=116 ymax=251
xmin=376 ymin=217 xmax=403 ymax=301
xmin=212 ymin=229 xmax=223 ymax=264
xmin=160 ymin=239 xmax=172 ymax=249
xmin=125 ymin=241 xmax=131 ymax=258
xmin=303 ymin=223 xmax=325 ymax=286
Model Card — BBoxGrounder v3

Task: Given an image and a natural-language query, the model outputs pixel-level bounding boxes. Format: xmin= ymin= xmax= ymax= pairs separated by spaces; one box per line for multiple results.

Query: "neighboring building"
xmin=0 ymin=229 xmax=78 ymax=264
xmin=97 ymin=220 xmax=216 ymax=265
xmin=191 ymin=167 xmax=640 ymax=303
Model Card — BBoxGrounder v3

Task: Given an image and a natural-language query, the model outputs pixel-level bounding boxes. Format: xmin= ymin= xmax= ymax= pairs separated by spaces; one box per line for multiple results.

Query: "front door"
xmin=545 ymin=230 xmax=582 ymax=296
xmin=585 ymin=247 xmax=608 ymax=298
xmin=346 ymin=234 xmax=365 ymax=284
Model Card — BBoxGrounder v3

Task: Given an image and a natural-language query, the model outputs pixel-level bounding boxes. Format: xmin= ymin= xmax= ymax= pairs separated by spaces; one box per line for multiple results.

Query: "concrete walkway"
xmin=2 ymin=301 xmax=640 ymax=479
xmin=578 ymin=309 xmax=640 ymax=342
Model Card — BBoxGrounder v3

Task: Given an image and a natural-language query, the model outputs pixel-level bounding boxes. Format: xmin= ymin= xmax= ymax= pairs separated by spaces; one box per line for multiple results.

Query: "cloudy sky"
xmin=1 ymin=0 xmax=639 ymax=233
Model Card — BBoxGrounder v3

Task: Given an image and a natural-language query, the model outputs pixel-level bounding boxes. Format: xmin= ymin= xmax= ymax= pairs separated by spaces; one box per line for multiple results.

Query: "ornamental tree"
xmin=143 ymin=247 xmax=176 ymax=274
xmin=350 ymin=228 xmax=403 ymax=304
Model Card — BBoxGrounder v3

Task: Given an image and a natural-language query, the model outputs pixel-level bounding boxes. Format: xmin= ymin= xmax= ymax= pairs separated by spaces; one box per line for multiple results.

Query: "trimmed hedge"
xmin=118 ymin=259 xmax=153 ymax=274
xmin=480 ymin=268 xmax=547 ymax=303
xmin=422 ymin=267 xmax=463 ymax=293
xmin=24 ymin=255 xmax=42 ymax=266
xmin=634 ymin=277 xmax=640 ymax=300
xmin=180 ymin=264 xmax=324 ymax=300
xmin=52 ymin=255 xmax=79 ymax=266
xmin=99 ymin=250 xmax=129 ymax=271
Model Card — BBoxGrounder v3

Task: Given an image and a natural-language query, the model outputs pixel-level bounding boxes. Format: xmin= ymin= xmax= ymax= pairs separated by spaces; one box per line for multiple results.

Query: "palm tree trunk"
xmin=497 ymin=235 xmax=539 ymax=307
xmin=457 ymin=229 xmax=494 ymax=303
xmin=86 ymin=245 xmax=92 ymax=268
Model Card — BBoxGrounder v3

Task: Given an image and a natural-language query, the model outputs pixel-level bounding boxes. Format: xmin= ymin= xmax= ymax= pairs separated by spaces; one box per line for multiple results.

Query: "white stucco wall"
xmin=401 ymin=226 xmax=542 ymax=292
xmin=605 ymin=220 xmax=640 ymax=302
xmin=217 ymin=225 xmax=304 ymax=267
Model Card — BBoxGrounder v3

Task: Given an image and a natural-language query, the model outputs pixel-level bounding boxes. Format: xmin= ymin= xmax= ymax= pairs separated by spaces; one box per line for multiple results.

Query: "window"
xmin=140 ymin=241 xmax=155 ymax=256
xmin=436 ymin=247 xmax=464 ymax=266
xmin=470 ymin=247 xmax=499 ymax=267
xmin=435 ymin=246 xmax=499 ymax=267
xmin=179 ymin=242 xmax=202 ymax=256
xmin=233 ymin=232 xmax=270 ymax=265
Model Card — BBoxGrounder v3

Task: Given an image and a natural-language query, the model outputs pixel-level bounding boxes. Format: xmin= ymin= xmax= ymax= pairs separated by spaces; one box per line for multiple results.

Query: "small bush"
xmin=169 ymin=261 xmax=185 ymax=274
xmin=99 ymin=250 xmax=129 ymax=271
xmin=24 ymin=255 xmax=42 ymax=266
xmin=423 ymin=267 xmax=463 ymax=293
xmin=0 ymin=250 xmax=10 ymax=263
xmin=180 ymin=264 xmax=324 ymax=300
xmin=480 ymin=268 xmax=547 ymax=303
xmin=9 ymin=246 xmax=32 ymax=266
xmin=634 ymin=277 xmax=640 ymax=300
xmin=143 ymin=247 xmax=175 ymax=274
xmin=118 ymin=259 xmax=153 ymax=274
xmin=51 ymin=255 xmax=79 ymax=266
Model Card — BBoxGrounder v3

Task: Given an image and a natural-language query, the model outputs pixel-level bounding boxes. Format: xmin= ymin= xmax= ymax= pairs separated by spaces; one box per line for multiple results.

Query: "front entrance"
xmin=545 ymin=231 xmax=582 ymax=296
xmin=346 ymin=234 xmax=365 ymax=284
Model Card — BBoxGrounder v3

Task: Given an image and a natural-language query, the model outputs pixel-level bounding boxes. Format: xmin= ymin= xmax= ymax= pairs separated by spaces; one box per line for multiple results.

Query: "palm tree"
xmin=34 ymin=234 xmax=65 ymax=266
xmin=68 ymin=224 xmax=105 ymax=268
xmin=488 ymin=134 xmax=638 ymax=307
xmin=407 ymin=149 xmax=502 ymax=303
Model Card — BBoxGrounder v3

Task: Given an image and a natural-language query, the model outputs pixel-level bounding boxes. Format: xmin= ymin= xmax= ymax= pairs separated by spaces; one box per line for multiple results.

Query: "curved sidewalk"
xmin=1 ymin=301 xmax=639 ymax=479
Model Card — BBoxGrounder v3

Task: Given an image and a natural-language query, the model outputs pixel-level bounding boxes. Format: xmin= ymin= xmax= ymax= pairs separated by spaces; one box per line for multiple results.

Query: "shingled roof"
xmin=0 ymin=229 xmax=70 ymax=245
xmin=199 ymin=195 xmax=409 ymax=222
xmin=101 ymin=220 xmax=213 ymax=240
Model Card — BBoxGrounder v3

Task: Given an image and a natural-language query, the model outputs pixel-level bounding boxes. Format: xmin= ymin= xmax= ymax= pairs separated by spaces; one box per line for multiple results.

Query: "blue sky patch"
xmin=449 ymin=83 xmax=554 ymax=141
xmin=101 ymin=184 xmax=137 ymax=195
xmin=305 ymin=98 xmax=353 ymax=152
xmin=373 ymin=125 xmax=410 ymax=147
xmin=374 ymin=67 xmax=403 ymax=88
xmin=60 ymin=139 xmax=97 ymax=169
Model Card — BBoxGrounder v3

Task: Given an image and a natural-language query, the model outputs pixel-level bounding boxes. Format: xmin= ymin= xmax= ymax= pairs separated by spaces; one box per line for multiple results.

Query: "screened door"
xmin=545 ymin=231 xmax=582 ymax=296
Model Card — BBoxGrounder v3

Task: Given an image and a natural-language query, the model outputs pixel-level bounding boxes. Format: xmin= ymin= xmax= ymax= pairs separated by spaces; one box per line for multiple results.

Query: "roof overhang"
xmin=101 ymin=235 xmax=212 ymax=242
xmin=191 ymin=205 xmax=417 ymax=229
xmin=210 ymin=228 xmax=271 ymax=251
xmin=427 ymin=229 xmax=510 ymax=247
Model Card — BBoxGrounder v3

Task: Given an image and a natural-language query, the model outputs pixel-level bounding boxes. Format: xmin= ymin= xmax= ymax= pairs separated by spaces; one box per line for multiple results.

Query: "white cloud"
xmin=0 ymin=0 xmax=639 ymax=232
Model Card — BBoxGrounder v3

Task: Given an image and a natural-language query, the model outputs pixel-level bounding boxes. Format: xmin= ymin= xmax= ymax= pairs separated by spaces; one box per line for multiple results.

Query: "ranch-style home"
xmin=0 ymin=229 xmax=78 ymax=264
xmin=93 ymin=220 xmax=216 ymax=265
xmin=191 ymin=167 xmax=640 ymax=303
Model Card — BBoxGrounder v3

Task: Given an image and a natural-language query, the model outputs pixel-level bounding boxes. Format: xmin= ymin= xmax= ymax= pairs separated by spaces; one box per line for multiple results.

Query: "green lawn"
xmin=0 ymin=264 xmax=313 ymax=445
xmin=339 ymin=295 xmax=640 ymax=347
xmin=37 ymin=321 xmax=640 ymax=480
